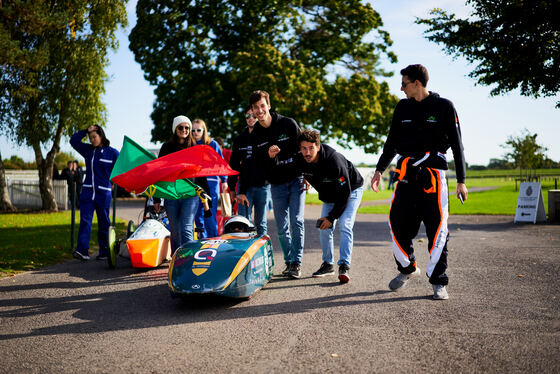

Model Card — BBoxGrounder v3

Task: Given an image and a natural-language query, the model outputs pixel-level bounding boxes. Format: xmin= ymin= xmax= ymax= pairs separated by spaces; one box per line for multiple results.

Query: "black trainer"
xmin=312 ymin=262 xmax=335 ymax=277
xmin=96 ymin=254 xmax=108 ymax=261
xmin=288 ymin=263 xmax=302 ymax=279
xmin=281 ymin=262 xmax=292 ymax=276
xmin=72 ymin=250 xmax=90 ymax=261
xmin=338 ymin=264 xmax=350 ymax=283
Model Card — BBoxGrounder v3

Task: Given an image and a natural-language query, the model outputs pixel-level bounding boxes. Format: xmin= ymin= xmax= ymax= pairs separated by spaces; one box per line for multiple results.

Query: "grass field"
xmin=0 ymin=212 xmax=125 ymax=276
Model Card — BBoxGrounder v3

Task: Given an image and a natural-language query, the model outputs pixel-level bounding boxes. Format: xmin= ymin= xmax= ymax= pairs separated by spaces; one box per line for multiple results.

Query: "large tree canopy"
xmin=416 ymin=0 xmax=560 ymax=108
xmin=0 ymin=0 xmax=127 ymax=210
xmin=130 ymin=0 xmax=398 ymax=152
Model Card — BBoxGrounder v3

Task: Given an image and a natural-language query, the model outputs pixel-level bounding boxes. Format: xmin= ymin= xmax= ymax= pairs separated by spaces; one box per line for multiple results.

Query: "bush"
xmin=3 ymin=155 xmax=36 ymax=170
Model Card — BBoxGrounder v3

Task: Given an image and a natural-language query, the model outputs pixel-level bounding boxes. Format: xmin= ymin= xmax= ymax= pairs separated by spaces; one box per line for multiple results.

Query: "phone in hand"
xmin=458 ymin=193 xmax=464 ymax=205
xmin=315 ymin=219 xmax=323 ymax=228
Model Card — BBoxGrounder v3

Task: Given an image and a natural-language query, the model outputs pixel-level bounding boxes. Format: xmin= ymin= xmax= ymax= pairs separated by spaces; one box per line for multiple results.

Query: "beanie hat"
xmin=172 ymin=115 xmax=192 ymax=133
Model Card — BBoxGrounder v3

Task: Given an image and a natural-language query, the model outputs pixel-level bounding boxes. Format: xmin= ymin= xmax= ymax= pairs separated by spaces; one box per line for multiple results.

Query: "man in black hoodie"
xmin=296 ymin=130 xmax=364 ymax=283
xmin=228 ymin=105 xmax=271 ymax=236
xmin=250 ymin=90 xmax=306 ymax=279
xmin=371 ymin=64 xmax=469 ymax=300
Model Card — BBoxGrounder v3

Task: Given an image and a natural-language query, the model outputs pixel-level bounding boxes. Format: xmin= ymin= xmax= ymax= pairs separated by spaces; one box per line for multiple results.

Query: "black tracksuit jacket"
xmin=376 ymin=92 xmax=466 ymax=183
xmin=296 ymin=144 xmax=363 ymax=223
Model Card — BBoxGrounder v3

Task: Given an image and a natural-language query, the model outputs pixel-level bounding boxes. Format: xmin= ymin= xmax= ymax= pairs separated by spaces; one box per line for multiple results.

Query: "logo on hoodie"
xmin=278 ymin=133 xmax=289 ymax=142
xmin=338 ymin=176 xmax=346 ymax=186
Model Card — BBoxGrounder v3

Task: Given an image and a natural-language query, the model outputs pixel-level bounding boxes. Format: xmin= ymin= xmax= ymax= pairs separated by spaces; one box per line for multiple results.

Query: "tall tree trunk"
xmin=31 ymin=89 xmax=67 ymax=211
xmin=33 ymin=142 xmax=58 ymax=211
xmin=0 ymin=151 xmax=16 ymax=212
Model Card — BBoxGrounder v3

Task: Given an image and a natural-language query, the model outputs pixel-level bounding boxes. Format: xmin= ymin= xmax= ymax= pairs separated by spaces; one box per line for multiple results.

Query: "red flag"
xmin=112 ymin=144 xmax=238 ymax=194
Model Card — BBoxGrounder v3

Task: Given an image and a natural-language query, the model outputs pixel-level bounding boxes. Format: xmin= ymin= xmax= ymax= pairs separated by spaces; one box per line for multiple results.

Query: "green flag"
xmin=145 ymin=179 xmax=198 ymax=200
xmin=111 ymin=136 xmax=198 ymax=200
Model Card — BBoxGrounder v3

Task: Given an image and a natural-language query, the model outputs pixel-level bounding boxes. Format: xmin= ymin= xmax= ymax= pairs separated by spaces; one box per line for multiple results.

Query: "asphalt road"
xmin=1 ymin=199 xmax=559 ymax=373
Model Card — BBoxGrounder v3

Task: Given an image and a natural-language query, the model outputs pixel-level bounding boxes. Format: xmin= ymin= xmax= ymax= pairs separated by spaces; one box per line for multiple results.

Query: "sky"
xmin=2 ymin=0 xmax=559 ymax=168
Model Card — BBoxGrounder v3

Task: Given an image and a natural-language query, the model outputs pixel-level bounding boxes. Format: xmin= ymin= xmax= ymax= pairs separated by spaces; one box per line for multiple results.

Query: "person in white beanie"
xmin=157 ymin=115 xmax=210 ymax=253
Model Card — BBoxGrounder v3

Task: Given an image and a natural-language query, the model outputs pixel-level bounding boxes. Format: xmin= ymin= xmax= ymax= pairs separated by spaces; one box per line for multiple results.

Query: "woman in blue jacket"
xmin=191 ymin=119 xmax=228 ymax=238
xmin=70 ymin=125 xmax=119 ymax=261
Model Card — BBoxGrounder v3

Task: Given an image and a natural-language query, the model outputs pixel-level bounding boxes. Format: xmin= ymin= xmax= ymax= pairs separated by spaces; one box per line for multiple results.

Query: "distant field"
xmin=462 ymin=168 xmax=560 ymax=178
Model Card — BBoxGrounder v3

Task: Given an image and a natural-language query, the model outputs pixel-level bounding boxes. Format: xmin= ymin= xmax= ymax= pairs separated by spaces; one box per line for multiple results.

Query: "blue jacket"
xmin=70 ymin=130 xmax=119 ymax=201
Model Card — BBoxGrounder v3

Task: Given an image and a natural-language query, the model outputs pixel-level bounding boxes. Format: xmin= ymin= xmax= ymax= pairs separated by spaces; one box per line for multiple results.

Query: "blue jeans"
xmin=319 ymin=187 xmax=363 ymax=266
xmin=270 ymin=177 xmax=306 ymax=264
xmin=165 ymin=196 xmax=200 ymax=253
xmin=237 ymin=185 xmax=271 ymax=236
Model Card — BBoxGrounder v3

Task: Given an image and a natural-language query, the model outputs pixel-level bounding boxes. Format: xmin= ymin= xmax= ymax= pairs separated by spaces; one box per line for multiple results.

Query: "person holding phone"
xmin=228 ymin=106 xmax=271 ymax=237
xmin=370 ymin=64 xmax=468 ymax=300
xmin=250 ymin=90 xmax=307 ymax=279
xmin=295 ymin=130 xmax=364 ymax=283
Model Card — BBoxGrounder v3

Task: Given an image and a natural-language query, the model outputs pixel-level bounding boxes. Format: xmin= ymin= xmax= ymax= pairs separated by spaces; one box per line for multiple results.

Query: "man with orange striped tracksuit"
xmin=371 ymin=64 xmax=468 ymax=300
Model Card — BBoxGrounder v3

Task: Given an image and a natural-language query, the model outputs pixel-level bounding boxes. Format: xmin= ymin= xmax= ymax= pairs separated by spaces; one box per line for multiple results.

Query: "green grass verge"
xmin=0 ymin=211 xmax=125 ymax=277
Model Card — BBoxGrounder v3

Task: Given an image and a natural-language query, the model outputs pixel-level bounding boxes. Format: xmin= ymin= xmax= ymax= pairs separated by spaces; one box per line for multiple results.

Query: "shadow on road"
xmin=0 ymin=266 xmax=434 ymax=341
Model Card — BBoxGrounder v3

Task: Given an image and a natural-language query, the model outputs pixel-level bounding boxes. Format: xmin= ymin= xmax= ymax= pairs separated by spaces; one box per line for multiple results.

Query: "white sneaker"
xmin=433 ymin=284 xmax=449 ymax=300
xmin=388 ymin=267 xmax=421 ymax=291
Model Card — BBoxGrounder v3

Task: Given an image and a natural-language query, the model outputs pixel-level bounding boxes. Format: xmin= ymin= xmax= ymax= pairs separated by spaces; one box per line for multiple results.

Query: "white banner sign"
xmin=514 ymin=182 xmax=546 ymax=224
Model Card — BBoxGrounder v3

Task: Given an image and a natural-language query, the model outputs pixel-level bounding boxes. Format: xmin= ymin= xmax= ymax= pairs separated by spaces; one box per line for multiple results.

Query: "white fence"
xmin=5 ymin=171 xmax=68 ymax=210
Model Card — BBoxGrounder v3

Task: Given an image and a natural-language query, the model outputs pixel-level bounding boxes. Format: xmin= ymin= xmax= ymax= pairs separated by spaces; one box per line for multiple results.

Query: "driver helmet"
xmin=223 ymin=215 xmax=255 ymax=234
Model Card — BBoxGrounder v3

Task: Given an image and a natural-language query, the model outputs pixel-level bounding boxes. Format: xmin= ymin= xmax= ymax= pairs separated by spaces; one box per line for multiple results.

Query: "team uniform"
xmin=376 ymin=92 xmax=466 ymax=286
xmin=70 ymin=130 xmax=119 ymax=257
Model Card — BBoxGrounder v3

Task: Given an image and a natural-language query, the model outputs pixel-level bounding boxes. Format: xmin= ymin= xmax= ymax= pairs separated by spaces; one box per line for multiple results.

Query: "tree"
xmin=487 ymin=158 xmax=512 ymax=169
xmin=2 ymin=156 xmax=36 ymax=170
xmin=501 ymin=129 xmax=549 ymax=177
xmin=129 ymin=0 xmax=398 ymax=152
xmin=416 ymin=0 xmax=560 ymax=108
xmin=0 ymin=0 xmax=127 ymax=210
xmin=0 ymin=151 xmax=16 ymax=212
xmin=55 ymin=151 xmax=77 ymax=170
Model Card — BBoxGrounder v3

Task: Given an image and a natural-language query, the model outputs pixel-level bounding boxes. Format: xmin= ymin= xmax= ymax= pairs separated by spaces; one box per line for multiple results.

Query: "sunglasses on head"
xmin=192 ymin=128 xmax=203 ymax=133
xmin=176 ymin=126 xmax=189 ymax=131
xmin=245 ymin=114 xmax=256 ymax=119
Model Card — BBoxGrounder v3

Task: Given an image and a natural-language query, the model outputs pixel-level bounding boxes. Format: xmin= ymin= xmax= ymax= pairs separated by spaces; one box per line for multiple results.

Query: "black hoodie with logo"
xmin=252 ymin=111 xmax=302 ymax=185
xmin=376 ymin=92 xmax=466 ymax=183
xmin=296 ymin=144 xmax=363 ymax=223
